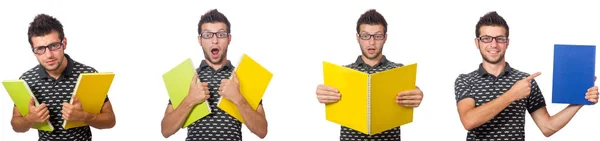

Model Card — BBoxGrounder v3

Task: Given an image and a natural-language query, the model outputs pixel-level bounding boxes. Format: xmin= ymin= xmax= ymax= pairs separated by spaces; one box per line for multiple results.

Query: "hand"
xmin=508 ymin=72 xmax=541 ymax=101
xmin=585 ymin=76 xmax=598 ymax=104
xmin=315 ymin=84 xmax=340 ymax=104
xmin=62 ymin=97 xmax=91 ymax=122
xmin=184 ymin=73 xmax=210 ymax=106
xmin=24 ymin=98 xmax=49 ymax=124
xmin=219 ymin=72 xmax=243 ymax=104
xmin=396 ymin=87 xmax=423 ymax=107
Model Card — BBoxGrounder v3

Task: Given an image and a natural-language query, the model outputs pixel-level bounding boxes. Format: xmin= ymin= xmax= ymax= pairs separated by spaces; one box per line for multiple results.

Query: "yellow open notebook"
xmin=2 ymin=80 xmax=55 ymax=132
xmin=62 ymin=72 xmax=115 ymax=129
xmin=218 ymin=54 xmax=272 ymax=124
xmin=322 ymin=61 xmax=417 ymax=135
xmin=163 ymin=58 xmax=212 ymax=128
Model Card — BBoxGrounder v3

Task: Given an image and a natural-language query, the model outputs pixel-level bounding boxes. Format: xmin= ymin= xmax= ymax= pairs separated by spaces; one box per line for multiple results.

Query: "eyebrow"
xmin=360 ymin=31 xmax=384 ymax=34
xmin=33 ymin=41 xmax=61 ymax=48
xmin=202 ymin=29 xmax=227 ymax=33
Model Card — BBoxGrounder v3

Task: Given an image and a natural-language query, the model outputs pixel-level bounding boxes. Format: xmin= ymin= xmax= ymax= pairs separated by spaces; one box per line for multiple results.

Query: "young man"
xmin=10 ymin=14 xmax=116 ymax=141
xmin=315 ymin=9 xmax=424 ymax=141
xmin=454 ymin=11 xmax=599 ymax=141
xmin=160 ymin=9 xmax=268 ymax=141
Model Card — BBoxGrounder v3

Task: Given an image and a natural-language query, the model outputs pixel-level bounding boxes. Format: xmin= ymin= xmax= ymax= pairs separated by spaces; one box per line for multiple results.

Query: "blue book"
xmin=552 ymin=44 xmax=595 ymax=105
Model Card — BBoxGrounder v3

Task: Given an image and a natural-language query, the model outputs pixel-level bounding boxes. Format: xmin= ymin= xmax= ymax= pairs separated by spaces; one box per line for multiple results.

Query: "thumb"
xmin=191 ymin=73 xmax=199 ymax=84
xmin=232 ymin=72 xmax=239 ymax=84
xmin=73 ymin=97 xmax=81 ymax=104
xmin=526 ymin=72 xmax=541 ymax=81
xmin=29 ymin=97 xmax=35 ymax=107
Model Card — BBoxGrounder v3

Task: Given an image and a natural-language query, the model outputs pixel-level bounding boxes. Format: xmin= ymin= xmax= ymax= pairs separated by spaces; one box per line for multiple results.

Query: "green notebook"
xmin=2 ymin=79 xmax=55 ymax=132
xmin=162 ymin=58 xmax=212 ymax=128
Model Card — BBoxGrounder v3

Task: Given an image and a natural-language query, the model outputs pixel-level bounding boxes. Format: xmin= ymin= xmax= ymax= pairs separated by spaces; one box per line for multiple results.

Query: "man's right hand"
xmin=24 ymin=98 xmax=49 ymax=124
xmin=184 ymin=73 xmax=210 ymax=106
xmin=316 ymin=84 xmax=341 ymax=104
xmin=508 ymin=72 xmax=541 ymax=101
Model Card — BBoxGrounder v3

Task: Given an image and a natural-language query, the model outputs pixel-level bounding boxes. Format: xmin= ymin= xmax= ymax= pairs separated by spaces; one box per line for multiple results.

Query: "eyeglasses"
xmin=477 ymin=36 xmax=508 ymax=43
xmin=32 ymin=41 xmax=63 ymax=55
xmin=358 ymin=33 xmax=386 ymax=40
xmin=200 ymin=32 xmax=229 ymax=39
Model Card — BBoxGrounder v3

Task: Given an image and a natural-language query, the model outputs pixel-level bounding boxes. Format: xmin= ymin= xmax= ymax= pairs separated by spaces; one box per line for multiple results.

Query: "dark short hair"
xmin=198 ymin=9 xmax=231 ymax=35
xmin=356 ymin=9 xmax=388 ymax=34
xmin=27 ymin=14 xmax=64 ymax=46
xmin=475 ymin=11 xmax=509 ymax=37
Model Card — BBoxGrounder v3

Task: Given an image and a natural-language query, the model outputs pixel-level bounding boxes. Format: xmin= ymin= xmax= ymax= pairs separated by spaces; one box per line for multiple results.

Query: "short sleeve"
xmin=168 ymin=99 xmax=172 ymax=105
xmin=104 ymin=96 xmax=109 ymax=102
xmin=455 ymin=74 xmax=474 ymax=103
xmin=527 ymin=79 xmax=546 ymax=113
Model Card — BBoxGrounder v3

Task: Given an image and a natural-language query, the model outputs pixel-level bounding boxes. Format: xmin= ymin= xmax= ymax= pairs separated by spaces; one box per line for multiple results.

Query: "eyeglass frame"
xmin=200 ymin=32 xmax=230 ymax=39
xmin=31 ymin=40 xmax=64 ymax=55
xmin=477 ymin=36 xmax=509 ymax=43
xmin=357 ymin=33 xmax=386 ymax=40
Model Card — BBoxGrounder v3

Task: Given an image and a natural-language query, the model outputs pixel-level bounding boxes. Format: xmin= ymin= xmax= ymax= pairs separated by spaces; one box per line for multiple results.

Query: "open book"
xmin=552 ymin=44 xmax=596 ymax=105
xmin=62 ymin=72 xmax=115 ymax=129
xmin=2 ymin=79 xmax=55 ymax=132
xmin=163 ymin=58 xmax=212 ymax=128
xmin=218 ymin=54 xmax=272 ymax=124
xmin=322 ymin=61 xmax=417 ymax=135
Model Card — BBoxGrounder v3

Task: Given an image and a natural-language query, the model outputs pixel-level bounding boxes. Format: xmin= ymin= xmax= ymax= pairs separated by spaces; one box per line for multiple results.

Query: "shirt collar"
xmin=199 ymin=59 xmax=234 ymax=72
xmin=354 ymin=55 xmax=390 ymax=67
xmin=37 ymin=54 xmax=75 ymax=79
xmin=477 ymin=62 xmax=513 ymax=77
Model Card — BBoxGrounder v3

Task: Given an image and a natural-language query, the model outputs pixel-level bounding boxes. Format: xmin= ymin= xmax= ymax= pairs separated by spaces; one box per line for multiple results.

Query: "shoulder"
xmin=72 ymin=60 xmax=98 ymax=73
xmin=455 ymin=70 xmax=479 ymax=83
xmin=19 ymin=65 xmax=41 ymax=80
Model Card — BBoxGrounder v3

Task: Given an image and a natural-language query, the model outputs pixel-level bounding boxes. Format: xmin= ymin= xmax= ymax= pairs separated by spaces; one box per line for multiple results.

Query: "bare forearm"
xmin=235 ymin=99 xmax=267 ymax=139
xmin=161 ymin=101 xmax=194 ymax=138
xmin=461 ymin=92 xmax=516 ymax=130
xmin=84 ymin=112 xmax=115 ymax=129
xmin=542 ymin=105 xmax=583 ymax=137
xmin=11 ymin=116 xmax=33 ymax=132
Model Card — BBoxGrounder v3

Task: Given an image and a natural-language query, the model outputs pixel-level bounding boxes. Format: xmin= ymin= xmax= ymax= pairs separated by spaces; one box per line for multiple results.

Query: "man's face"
xmin=198 ymin=22 xmax=231 ymax=65
xmin=357 ymin=24 xmax=386 ymax=60
xmin=476 ymin=25 xmax=509 ymax=64
xmin=31 ymin=30 xmax=66 ymax=71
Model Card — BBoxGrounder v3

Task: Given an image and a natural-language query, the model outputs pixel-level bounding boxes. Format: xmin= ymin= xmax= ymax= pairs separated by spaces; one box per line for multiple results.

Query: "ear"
xmin=62 ymin=37 xmax=68 ymax=50
xmin=356 ymin=33 xmax=360 ymax=43
xmin=383 ymin=34 xmax=388 ymax=43
xmin=474 ymin=38 xmax=479 ymax=49
xmin=228 ymin=34 xmax=232 ymax=43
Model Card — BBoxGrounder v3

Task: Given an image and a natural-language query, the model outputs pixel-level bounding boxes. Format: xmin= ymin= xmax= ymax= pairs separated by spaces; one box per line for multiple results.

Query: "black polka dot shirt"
xmin=169 ymin=60 xmax=262 ymax=141
xmin=339 ymin=55 xmax=404 ymax=141
xmin=454 ymin=63 xmax=546 ymax=141
xmin=18 ymin=54 xmax=109 ymax=141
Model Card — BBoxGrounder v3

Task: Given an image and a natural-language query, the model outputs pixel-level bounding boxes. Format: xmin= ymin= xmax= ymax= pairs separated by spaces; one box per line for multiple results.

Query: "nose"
xmin=43 ymin=47 xmax=54 ymax=58
xmin=489 ymin=39 xmax=498 ymax=48
xmin=211 ymin=35 xmax=219 ymax=44
xmin=368 ymin=37 xmax=375 ymax=45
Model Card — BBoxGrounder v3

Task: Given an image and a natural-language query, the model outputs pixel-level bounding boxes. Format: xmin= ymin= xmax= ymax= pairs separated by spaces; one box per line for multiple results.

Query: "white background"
xmin=1 ymin=0 xmax=599 ymax=141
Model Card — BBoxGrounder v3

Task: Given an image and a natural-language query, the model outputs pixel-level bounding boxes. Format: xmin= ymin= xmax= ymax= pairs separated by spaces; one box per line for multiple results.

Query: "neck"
xmin=361 ymin=55 xmax=383 ymax=67
xmin=47 ymin=57 xmax=68 ymax=79
xmin=482 ymin=60 xmax=506 ymax=77
xmin=207 ymin=57 xmax=228 ymax=71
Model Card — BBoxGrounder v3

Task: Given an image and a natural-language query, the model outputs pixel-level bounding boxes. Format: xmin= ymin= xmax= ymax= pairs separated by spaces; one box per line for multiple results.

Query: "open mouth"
xmin=210 ymin=48 xmax=220 ymax=59
xmin=367 ymin=48 xmax=376 ymax=54
xmin=487 ymin=49 xmax=499 ymax=55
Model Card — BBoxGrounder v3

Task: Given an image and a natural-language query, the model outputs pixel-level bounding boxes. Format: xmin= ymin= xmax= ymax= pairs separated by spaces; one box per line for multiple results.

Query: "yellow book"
xmin=218 ymin=54 xmax=272 ymax=124
xmin=322 ymin=61 xmax=417 ymax=135
xmin=2 ymin=80 xmax=54 ymax=132
xmin=62 ymin=72 xmax=115 ymax=129
xmin=163 ymin=58 xmax=212 ymax=128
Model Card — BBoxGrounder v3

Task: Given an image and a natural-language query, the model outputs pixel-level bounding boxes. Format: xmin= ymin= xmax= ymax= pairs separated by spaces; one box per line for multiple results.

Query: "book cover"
xmin=322 ymin=61 xmax=417 ymax=135
xmin=63 ymin=72 xmax=115 ymax=129
xmin=2 ymin=79 xmax=55 ymax=132
xmin=163 ymin=58 xmax=212 ymax=128
xmin=552 ymin=44 xmax=595 ymax=105
xmin=218 ymin=54 xmax=272 ymax=124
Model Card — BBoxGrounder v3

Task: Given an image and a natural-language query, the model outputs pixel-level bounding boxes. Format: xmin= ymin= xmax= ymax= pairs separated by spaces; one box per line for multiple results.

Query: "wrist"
xmin=83 ymin=112 xmax=96 ymax=123
xmin=504 ymin=89 xmax=519 ymax=102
